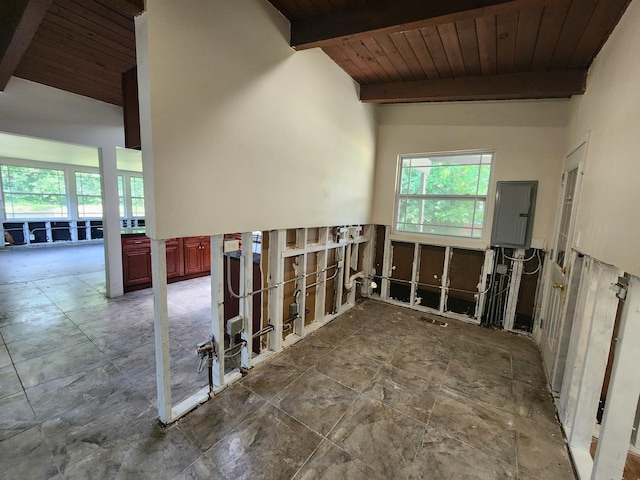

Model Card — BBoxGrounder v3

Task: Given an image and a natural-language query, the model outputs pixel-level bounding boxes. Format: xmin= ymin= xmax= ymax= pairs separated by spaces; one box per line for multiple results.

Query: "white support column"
xmin=240 ymin=232 xmax=253 ymax=370
xmin=210 ymin=235 xmax=225 ymax=388
xmin=361 ymin=225 xmax=375 ymax=297
xmin=335 ymin=245 xmax=345 ymax=313
xmin=476 ymin=249 xmax=495 ymax=320
xmin=0 ymin=174 xmax=5 ymax=248
xmin=99 ymin=147 xmax=124 ymax=298
xmin=504 ymin=248 xmax=525 ymax=331
xmin=440 ymin=246 xmax=452 ymax=314
xmin=268 ymin=230 xmax=285 ymax=352
xmin=294 ymin=229 xmax=307 ymax=336
xmin=70 ymin=220 xmax=78 ymax=242
xmin=45 ymin=221 xmax=52 ymax=243
xmin=410 ymin=243 xmax=420 ymax=307
xmin=592 ymin=275 xmax=640 ymax=480
xmin=381 ymin=226 xmax=392 ymax=300
xmin=315 ymin=228 xmax=328 ymax=320
xmin=151 ymin=239 xmax=172 ymax=424
xmin=559 ymin=256 xmax=595 ymax=424
xmin=568 ymin=261 xmax=621 ymax=453
xmin=23 ymin=222 xmax=30 ymax=245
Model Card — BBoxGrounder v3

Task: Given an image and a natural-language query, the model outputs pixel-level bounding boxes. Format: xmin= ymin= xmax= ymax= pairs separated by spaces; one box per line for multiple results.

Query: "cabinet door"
xmin=122 ymin=248 xmax=152 ymax=286
xmin=183 ymin=237 xmax=203 ymax=275
xmin=200 ymin=237 xmax=211 ymax=273
xmin=166 ymin=238 xmax=184 ymax=279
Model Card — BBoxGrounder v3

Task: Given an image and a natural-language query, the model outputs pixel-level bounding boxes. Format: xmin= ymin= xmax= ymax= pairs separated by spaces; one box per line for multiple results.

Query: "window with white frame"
xmin=130 ymin=176 xmax=145 ymax=217
xmin=75 ymin=172 xmax=103 ymax=218
xmin=396 ymin=152 xmax=493 ymax=238
xmin=117 ymin=175 xmax=125 ymax=217
xmin=1 ymin=165 xmax=68 ymax=219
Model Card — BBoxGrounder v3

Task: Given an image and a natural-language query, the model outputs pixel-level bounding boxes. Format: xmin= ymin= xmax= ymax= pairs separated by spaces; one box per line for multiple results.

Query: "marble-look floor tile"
xmin=205 ymin=403 xmax=322 ymax=480
xmin=14 ymin=339 xmax=107 ymax=388
xmin=510 ymin=379 xmax=558 ymax=425
xmin=455 ymin=338 xmax=512 ymax=378
xmin=329 ymin=396 xmax=425 ymax=479
xmin=0 ymin=313 xmax=73 ymax=344
xmin=390 ymin=341 xmax=450 ymax=385
xmin=63 ymin=301 xmax=130 ymax=325
xmin=515 ymin=416 xmax=574 ymax=479
xmin=0 ymin=343 xmax=11 ymax=368
xmin=115 ymin=424 xmax=202 ymax=480
xmin=6 ymin=324 xmax=88 ymax=363
xmin=512 ymin=357 xmax=548 ymax=387
xmin=427 ymin=387 xmax=517 ymax=468
xmin=0 ymin=390 xmax=37 ymax=441
xmin=0 ymin=426 xmax=60 ymax=480
xmin=1 ymin=289 xmax=55 ymax=314
xmin=407 ymin=428 xmax=517 ymax=479
xmin=361 ymin=363 xmax=438 ymax=424
xmin=174 ymin=455 xmax=218 ymax=480
xmin=178 ymin=384 xmax=265 ymax=452
xmin=25 ymin=363 xmax=135 ymax=421
xmin=314 ymin=343 xmax=381 ymax=391
xmin=241 ymin=354 xmax=308 ymax=400
xmin=348 ymin=330 xmax=402 ymax=363
xmin=0 ymin=364 xmax=23 ymax=399
xmin=273 ymin=369 xmax=358 ymax=435
xmin=0 ymin=302 xmax=63 ymax=327
xmin=443 ymin=359 xmax=514 ymax=408
xmin=294 ymin=439 xmax=386 ymax=480
xmin=281 ymin=336 xmax=336 ymax=367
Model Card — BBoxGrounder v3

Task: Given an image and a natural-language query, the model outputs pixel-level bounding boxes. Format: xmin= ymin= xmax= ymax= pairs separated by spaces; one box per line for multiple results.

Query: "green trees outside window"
xmin=76 ymin=172 xmax=103 ymax=217
xmin=1 ymin=165 xmax=68 ymax=218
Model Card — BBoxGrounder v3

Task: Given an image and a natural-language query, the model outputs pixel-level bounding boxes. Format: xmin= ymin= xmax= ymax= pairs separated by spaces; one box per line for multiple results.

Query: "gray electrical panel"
xmin=491 ymin=181 xmax=538 ymax=249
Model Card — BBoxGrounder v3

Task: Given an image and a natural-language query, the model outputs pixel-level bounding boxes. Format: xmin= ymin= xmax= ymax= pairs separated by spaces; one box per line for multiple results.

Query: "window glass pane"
xmin=117 ymin=176 xmax=125 ymax=217
xmin=131 ymin=198 xmax=145 ymax=217
xmin=130 ymin=176 xmax=144 ymax=197
xmin=76 ymin=172 xmax=102 ymax=218
xmin=1 ymin=165 xmax=68 ymax=218
xmin=396 ymin=152 xmax=493 ymax=238
xmin=130 ymin=176 xmax=145 ymax=217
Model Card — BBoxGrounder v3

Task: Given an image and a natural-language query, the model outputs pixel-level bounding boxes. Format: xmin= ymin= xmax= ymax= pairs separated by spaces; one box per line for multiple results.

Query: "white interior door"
xmin=540 ymin=143 xmax=585 ymax=385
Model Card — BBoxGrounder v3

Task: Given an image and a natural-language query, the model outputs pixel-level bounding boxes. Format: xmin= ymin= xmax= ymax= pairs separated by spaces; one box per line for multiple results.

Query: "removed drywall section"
xmin=373 ymin=100 xmax=568 ymax=250
xmin=566 ymin=0 xmax=640 ymax=277
xmin=138 ymin=0 xmax=376 ymax=240
xmin=389 ymin=241 xmax=414 ymax=303
xmin=417 ymin=245 xmax=446 ymax=310
xmin=447 ymin=248 xmax=484 ymax=317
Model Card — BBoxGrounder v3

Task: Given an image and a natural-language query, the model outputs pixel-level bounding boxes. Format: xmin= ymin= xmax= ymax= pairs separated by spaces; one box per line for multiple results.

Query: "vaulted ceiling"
xmin=0 ymin=0 xmax=632 ymax=106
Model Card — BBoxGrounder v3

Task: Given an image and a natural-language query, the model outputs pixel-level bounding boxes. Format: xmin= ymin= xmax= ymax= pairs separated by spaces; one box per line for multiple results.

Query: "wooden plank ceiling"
xmin=267 ymin=0 xmax=631 ymax=102
xmin=0 ymin=0 xmax=143 ymax=106
xmin=0 ymin=0 xmax=631 ymax=105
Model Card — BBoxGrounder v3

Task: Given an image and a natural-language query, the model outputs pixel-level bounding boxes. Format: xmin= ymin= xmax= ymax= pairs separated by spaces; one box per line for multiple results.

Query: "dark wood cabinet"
xmin=122 ymin=236 xmax=152 ymax=287
xmin=122 ymin=235 xmax=209 ymax=292
xmin=184 ymin=236 xmax=210 ymax=276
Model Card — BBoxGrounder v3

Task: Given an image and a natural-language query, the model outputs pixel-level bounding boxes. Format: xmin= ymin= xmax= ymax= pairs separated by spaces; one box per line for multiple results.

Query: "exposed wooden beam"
xmin=0 ymin=0 xmax=52 ymax=90
xmin=291 ymin=0 xmax=565 ymax=50
xmin=360 ymin=69 xmax=587 ymax=103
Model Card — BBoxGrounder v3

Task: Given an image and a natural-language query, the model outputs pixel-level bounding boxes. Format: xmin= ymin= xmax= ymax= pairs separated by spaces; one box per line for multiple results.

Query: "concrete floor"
xmin=0 ymin=242 xmax=575 ymax=479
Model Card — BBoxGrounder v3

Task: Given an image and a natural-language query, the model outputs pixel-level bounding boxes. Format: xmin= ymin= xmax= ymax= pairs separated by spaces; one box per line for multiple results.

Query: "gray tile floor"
xmin=0 ymin=242 xmax=575 ymax=479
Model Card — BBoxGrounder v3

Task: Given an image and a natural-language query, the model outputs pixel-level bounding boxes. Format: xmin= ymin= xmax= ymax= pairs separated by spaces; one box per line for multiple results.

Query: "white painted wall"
xmin=566 ymin=0 xmax=640 ymax=277
xmin=137 ymin=0 xmax=377 ymax=240
xmin=372 ymin=100 xmax=569 ymax=250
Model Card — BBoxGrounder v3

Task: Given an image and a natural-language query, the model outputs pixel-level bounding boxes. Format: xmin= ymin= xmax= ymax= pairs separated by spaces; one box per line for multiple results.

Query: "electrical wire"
xmin=523 ymin=249 xmax=542 ymax=275
xmin=501 ymin=247 xmax=537 ymax=262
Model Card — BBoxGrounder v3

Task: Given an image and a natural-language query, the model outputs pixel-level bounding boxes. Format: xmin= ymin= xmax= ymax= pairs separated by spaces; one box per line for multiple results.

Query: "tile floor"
xmin=0 ymin=242 xmax=576 ymax=479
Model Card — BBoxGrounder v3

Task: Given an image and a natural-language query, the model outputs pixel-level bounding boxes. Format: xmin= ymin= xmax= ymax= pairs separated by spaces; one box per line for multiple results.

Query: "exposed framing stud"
xmin=210 ymin=234 xmax=225 ymax=387
xmin=503 ymin=248 xmax=525 ymax=331
xmin=240 ymin=232 xmax=253 ymax=369
xmin=151 ymin=238 xmax=171 ymax=424
xmin=267 ymin=230 xmax=285 ymax=352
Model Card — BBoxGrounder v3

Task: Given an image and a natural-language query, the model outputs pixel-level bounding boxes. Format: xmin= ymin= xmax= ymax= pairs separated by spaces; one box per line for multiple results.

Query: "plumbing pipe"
xmin=344 ymin=242 xmax=366 ymax=291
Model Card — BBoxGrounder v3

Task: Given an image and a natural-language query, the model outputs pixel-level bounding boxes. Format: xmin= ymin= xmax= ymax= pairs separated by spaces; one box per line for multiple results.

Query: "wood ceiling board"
xmin=322 ymin=45 xmax=369 ymax=81
xmin=437 ymin=23 xmax=466 ymax=77
xmin=360 ymin=68 xmax=587 ymax=103
xmin=73 ymin=0 xmax=136 ymax=32
xmin=404 ymin=29 xmax=440 ymax=79
xmin=531 ymin=1 xmax=570 ymax=70
xmin=549 ymin=0 xmax=600 ymax=69
xmin=0 ymin=0 xmax=52 ymax=90
xmin=14 ymin=60 xmax=121 ymax=105
xmin=455 ymin=18 xmax=482 ymax=76
xmin=46 ymin=4 xmax=135 ymax=58
xmin=569 ymin=0 xmax=632 ymax=68
xmin=93 ymin=0 xmax=143 ymax=18
xmin=389 ymin=33 xmax=429 ymax=81
xmin=55 ymin=0 xmax=135 ymax=40
xmin=420 ymin=26 xmax=453 ymax=79
xmin=496 ymin=11 xmax=519 ymax=74
xmin=513 ymin=6 xmax=544 ymax=71
xmin=374 ymin=35 xmax=417 ymax=81
xmin=290 ymin=0 xmax=563 ymax=50
xmin=344 ymin=41 xmax=388 ymax=83
xmin=32 ymin=26 xmax=134 ymax=73
xmin=360 ymin=37 xmax=404 ymax=82
xmin=476 ymin=14 xmax=498 ymax=75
